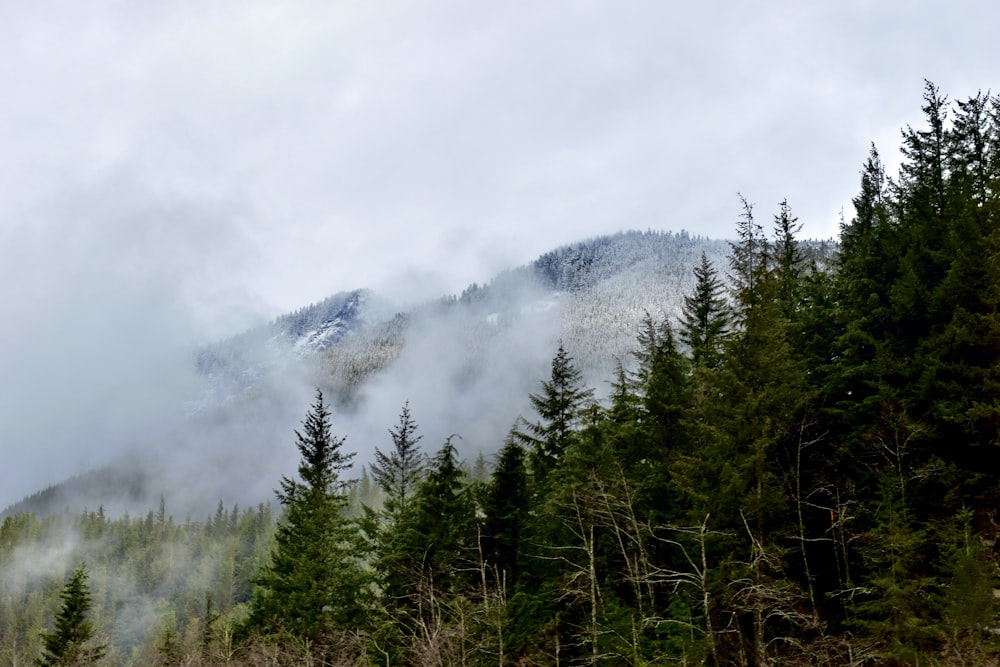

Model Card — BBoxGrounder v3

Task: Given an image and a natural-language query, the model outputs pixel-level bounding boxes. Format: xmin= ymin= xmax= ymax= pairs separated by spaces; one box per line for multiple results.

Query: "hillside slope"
xmin=6 ymin=230 xmax=760 ymax=517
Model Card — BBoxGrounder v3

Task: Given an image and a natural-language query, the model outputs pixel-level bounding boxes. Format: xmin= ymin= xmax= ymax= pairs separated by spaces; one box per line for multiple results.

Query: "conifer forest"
xmin=5 ymin=82 xmax=1000 ymax=665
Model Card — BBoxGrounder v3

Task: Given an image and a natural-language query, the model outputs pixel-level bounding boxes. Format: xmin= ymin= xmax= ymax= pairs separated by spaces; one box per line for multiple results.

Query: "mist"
xmin=4 ymin=0 xmax=999 ymax=508
xmin=338 ymin=274 xmax=562 ymax=468
xmin=0 ymin=179 xmax=266 ymax=508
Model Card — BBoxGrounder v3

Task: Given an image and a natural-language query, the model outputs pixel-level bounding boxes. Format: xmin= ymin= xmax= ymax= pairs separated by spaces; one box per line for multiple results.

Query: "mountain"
xmin=190 ymin=288 xmax=392 ymax=412
xmin=6 ymin=230 xmax=812 ymax=518
xmin=313 ymin=230 xmax=738 ymax=406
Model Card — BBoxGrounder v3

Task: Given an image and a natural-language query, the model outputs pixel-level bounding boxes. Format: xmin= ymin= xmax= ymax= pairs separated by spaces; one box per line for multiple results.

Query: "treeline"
xmin=6 ymin=81 xmax=1000 ymax=665
xmin=0 ymin=502 xmax=275 ymax=664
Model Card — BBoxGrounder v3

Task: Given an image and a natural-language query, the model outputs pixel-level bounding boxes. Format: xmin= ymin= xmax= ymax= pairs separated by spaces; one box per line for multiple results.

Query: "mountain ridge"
xmin=6 ymin=229 xmax=815 ymax=518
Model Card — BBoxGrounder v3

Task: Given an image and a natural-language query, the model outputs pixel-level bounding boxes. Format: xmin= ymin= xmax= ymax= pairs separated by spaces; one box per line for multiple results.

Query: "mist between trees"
xmin=4 ymin=81 xmax=1000 ymax=665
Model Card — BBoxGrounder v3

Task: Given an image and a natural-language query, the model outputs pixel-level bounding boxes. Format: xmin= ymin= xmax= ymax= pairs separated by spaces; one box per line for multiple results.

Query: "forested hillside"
xmin=4 ymin=229 xmax=732 ymax=520
xmin=3 ymin=82 xmax=1000 ymax=665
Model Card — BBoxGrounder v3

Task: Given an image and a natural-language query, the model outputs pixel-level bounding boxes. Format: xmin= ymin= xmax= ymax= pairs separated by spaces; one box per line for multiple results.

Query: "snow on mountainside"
xmin=9 ymin=230 xmax=821 ymax=518
xmin=190 ymin=289 xmax=387 ymax=411
xmin=303 ymin=230 xmax=744 ymax=468
xmin=307 ymin=231 xmax=731 ymax=407
xmin=279 ymin=289 xmax=368 ymax=354
xmin=195 ymin=230 xmax=737 ymax=415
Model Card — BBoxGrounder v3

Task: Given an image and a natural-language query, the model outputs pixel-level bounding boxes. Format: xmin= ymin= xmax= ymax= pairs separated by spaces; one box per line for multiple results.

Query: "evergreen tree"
xmin=374 ymin=436 xmax=477 ymax=661
xmin=771 ymin=199 xmax=805 ymax=319
xmin=824 ymin=84 xmax=1000 ymax=660
xmin=679 ymin=252 xmax=730 ymax=369
xmin=517 ymin=343 xmax=594 ymax=484
xmin=368 ymin=401 xmax=426 ymax=647
xmin=628 ymin=314 xmax=690 ymax=527
xmin=917 ymin=91 xmax=1000 ymax=476
xmin=829 ymin=143 xmax=900 ymax=463
xmin=36 ymin=564 xmax=106 ymax=666
xmin=482 ymin=435 xmax=529 ymax=590
xmin=673 ymin=198 xmax=815 ymax=663
xmin=244 ymin=390 xmax=369 ymax=642
xmin=899 ymin=80 xmax=949 ymax=227
xmin=408 ymin=437 xmax=476 ymax=597
xmin=371 ymin=401 xmax=424 ymax=516
xmin=633 ymin=315 xmax=689 ymax=455
xmin=728 ymin=194 xmax=771 ymax=316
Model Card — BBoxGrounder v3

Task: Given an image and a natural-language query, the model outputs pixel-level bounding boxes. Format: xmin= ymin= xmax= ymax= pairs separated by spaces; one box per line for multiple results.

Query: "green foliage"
xmin=679 ymin=252 xmax=730 ymax=369
xmin=482 ymin=436 xmax=529 ymax=590
xmin=517 ymin=343 xmax=595 ymax=484
xmin=36 ymin=564 xmax=106 ymax=666
xmin=937 ymin=510 xmax=1000 ymax=662
xmin=243 ymin=390 xmax=370 ymax=644
xmin=371 ymin=401 xmax=424 ymax=516
xmin=407 ymin=437 xmax=477 ymax=599
xmin=0 ymin=502 xmax=274 ymax=665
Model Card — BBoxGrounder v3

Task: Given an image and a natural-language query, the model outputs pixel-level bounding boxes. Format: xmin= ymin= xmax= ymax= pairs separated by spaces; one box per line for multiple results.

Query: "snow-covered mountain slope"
xmin=190 ymin=288 xmax=393 ymax=411
xmin=187 ymin=230 xmax=737 ymax=415
xmin=8 ymin=230 xmax=833 ymax=518
xmin=314 ymin=230 xmax=734 ymax=405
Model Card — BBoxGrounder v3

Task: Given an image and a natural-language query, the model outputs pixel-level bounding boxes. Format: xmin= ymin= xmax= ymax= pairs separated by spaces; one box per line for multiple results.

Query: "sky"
xmin=1 ymin=0 xmax=998 ymax=508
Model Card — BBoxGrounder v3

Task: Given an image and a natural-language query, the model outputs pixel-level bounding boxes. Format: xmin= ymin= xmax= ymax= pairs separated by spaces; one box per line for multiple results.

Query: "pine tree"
xmin=409 ymin=437 xmax=476 ymax=597
xmin=899 ymin=80 xmax=949 ymax=226
xmin=771 ymin=199 xmax=805 ymax=319
xmin=368 ymin=401 xmax=427 ymax=645
xmin=829 ymin=143 xmax=901 ymax=471
xmin=633 ymin=315 xmax=689 ymax=455
xmin=918 ymin=90 xmax=1000 ymax=474
xmin=243 ymin=389 xmax=369 ymax=642
xmin=36 ymin=564 xmax=106 ymax=666
xmin=628 ymin=314 xmax=690 ymax=528
xmin=482 ymin=436 xmax=529 ymax=589
xmin=823 ymin=85 xmax=1000 ymax=659
xmin=517 ymin=343 xmax=594 ymax=484
xmin=378 ymin=437 xmax=476 ymax=660
xmin=679 ymin=252 xmax=730 ymax=369
xmin=672 ymin=199 xmax=815 ymax=663
xmin=728 ymin=194 xmax=771 ymax=317
xmin=371 ymin=401 xmax=424 ymax=516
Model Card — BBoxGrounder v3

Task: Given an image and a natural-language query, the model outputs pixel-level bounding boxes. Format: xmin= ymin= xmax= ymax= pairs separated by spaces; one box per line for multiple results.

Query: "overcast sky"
xmin=1 ymin=0 xmax=998 ymax=506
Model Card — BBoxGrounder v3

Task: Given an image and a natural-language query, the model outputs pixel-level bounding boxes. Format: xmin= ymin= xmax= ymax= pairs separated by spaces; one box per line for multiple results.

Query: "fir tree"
xmin=244 ymin=390 xmax=369 ymax=642
xmin=673 ymin=198 xmax=814 ymax=663
xmin=728 ymin=194 xmax=771 ymax=316
xmin=632 ymin=315 xmax=689 ymax=456
xmin=771 ymin=199 xmax=805 ymax=319
xmin=627 ymin=314 xmax=690 ymax=528
xmin=482 ymin=435 xmax=529 ymax=590
xmin=36 ymin=564 xmax=106 ymax=667
xmin=370 ymin=401 xmax=424 ymax=516
xmin=375 ymin=436 xmax=476 ymax=660
xmin=517 ymin=343 xmax=594 ymax=484
xmin=679 ymin=252 xmax=730 ymax=369
xmin=409 ymin=436 xmax=476 ymax=597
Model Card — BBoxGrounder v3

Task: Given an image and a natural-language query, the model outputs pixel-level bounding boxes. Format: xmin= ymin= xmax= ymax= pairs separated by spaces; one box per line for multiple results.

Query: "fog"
xmin=3 ymin=0 xmax=999 ymax=510
xmin=0 ymin=230 xmax=729 ymax=523
xmin=338 ymin=275 xmax=562 ymax=468
xmin=0 ymin=181 xmax=264 ymax=508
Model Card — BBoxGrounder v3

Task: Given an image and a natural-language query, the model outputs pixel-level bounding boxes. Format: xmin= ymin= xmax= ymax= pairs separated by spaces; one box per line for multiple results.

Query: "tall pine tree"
xmin=679 ymin=252 xmax=730 ymax=370
xmin=36 ymin=564 xmax=106 ymax=667
xmin=244 ymin=390 xmax=369 ymax=643
xmin=371 ymin=401 xmax=424 ymax=516
xmin=517 ymin=343 xmax=594 ymax=485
